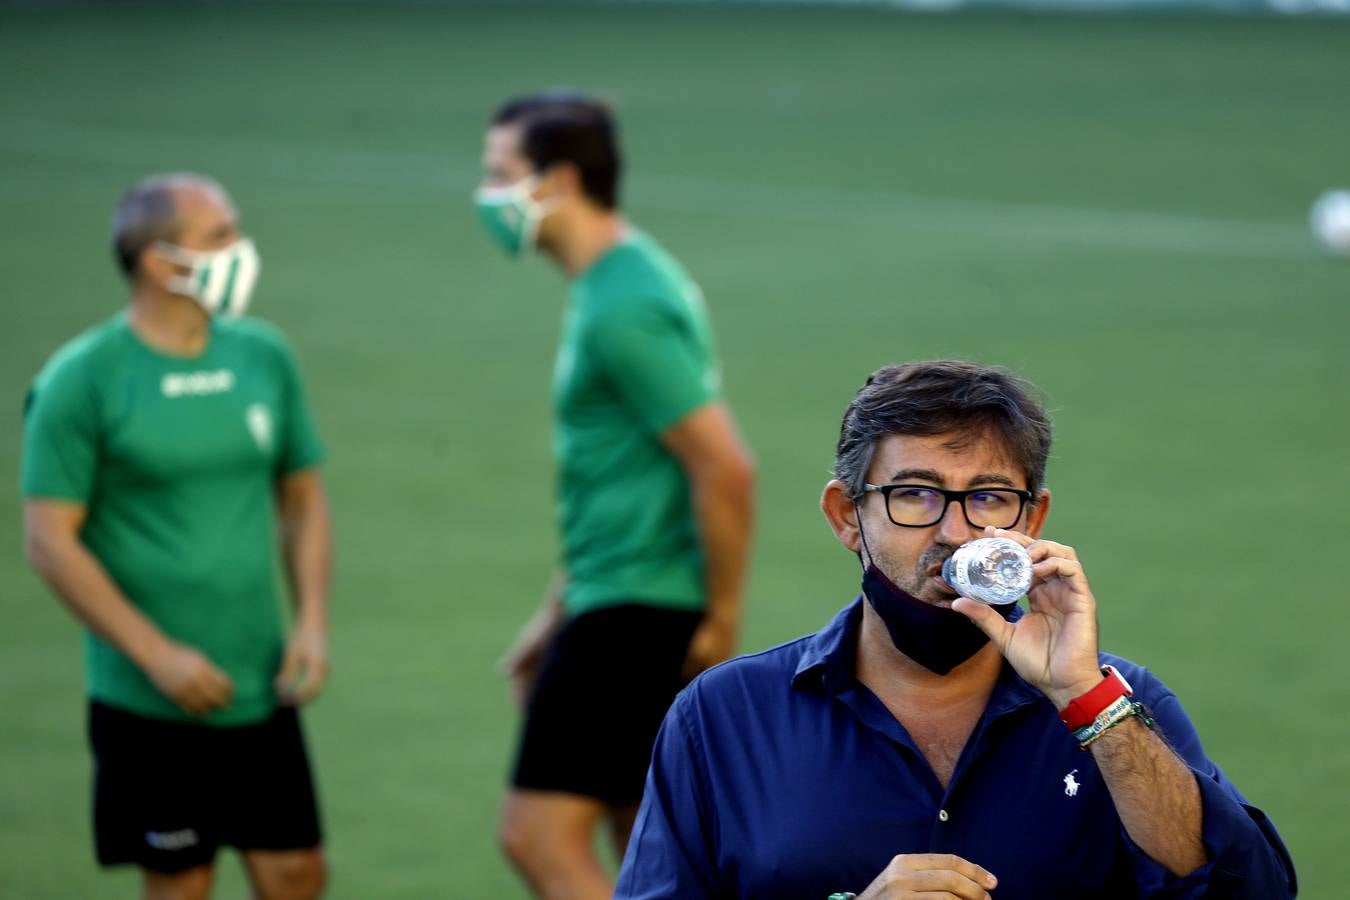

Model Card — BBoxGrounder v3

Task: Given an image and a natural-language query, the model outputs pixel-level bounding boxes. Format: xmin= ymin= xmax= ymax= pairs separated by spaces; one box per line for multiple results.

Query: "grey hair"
xmin=110 ymin=173 xmax=223 ymax=279
xmin=834 ymin=360 xmax=1054 ymax=500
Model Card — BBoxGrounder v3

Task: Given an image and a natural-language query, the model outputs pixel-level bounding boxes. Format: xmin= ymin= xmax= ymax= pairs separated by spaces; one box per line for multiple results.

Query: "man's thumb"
xmin=952 ymin=596 xmax=1005 ymax=639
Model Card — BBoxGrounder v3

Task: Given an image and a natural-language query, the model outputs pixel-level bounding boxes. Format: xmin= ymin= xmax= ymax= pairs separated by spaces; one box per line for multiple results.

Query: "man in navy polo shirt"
xmin=616 ymin=361 xmax=1296 ymax=900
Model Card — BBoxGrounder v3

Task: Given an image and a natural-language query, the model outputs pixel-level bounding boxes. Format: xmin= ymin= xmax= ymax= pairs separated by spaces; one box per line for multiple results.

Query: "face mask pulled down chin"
xmin=155 ymin=238 xmax=260 ymax=318
xmin=473 ymin=176 xmax=552 ymax=258
xmin=861 ymin=562 xmax=1017 ymax=676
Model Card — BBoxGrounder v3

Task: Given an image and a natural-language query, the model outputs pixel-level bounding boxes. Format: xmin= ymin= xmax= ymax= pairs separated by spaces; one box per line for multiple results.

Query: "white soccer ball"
xmin=1310 ymin=189 xmax=1350 ymax=256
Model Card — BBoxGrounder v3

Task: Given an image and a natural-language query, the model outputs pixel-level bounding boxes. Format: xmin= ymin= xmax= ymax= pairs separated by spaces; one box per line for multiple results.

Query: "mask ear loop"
xmin=520 ymin=173 xmax=561 ymax=256
xmin=152 ymin=241 xmax=200 ymax=298
xmin=852 ymin=497 xmax=875 ymax=573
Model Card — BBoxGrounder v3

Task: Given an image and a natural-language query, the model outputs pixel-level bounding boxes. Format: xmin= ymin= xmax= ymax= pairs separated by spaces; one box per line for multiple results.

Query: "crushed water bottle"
xmin=941 ymin=537 xmax=1032 ymax=606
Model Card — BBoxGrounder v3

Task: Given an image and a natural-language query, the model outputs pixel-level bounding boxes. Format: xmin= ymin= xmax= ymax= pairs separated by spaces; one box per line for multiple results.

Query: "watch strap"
xmin=1058 ymin=665 xmax=1133 ymax=731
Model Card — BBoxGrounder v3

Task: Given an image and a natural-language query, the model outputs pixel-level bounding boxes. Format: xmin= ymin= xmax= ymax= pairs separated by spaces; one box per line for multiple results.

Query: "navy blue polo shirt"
xmin=616 ymin=598 xmax=1296 ymax=900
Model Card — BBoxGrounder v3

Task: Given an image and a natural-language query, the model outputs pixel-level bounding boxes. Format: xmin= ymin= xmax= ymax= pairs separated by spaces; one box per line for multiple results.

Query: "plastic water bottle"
xmin=941 ymin=537 xmax=1032 ymax=606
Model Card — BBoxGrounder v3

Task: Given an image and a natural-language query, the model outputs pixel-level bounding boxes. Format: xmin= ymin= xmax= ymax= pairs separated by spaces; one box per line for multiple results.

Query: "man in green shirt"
xmin=475 ymin=92 xmax=757 ymax=900
xmin=21 ymin=173 xmax=332 ymax=900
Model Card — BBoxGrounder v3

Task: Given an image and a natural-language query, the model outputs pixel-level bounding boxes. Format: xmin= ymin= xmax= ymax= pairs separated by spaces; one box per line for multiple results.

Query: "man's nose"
xmin=935 ymin=498 xmax=975 ymax=546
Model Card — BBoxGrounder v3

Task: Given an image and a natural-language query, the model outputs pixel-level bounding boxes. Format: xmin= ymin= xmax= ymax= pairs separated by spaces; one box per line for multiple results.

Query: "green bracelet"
xmin=1077 ymin=700 xmax=1156 ymax=749
xmin=827 ymin=894 xmax=857 ymax=899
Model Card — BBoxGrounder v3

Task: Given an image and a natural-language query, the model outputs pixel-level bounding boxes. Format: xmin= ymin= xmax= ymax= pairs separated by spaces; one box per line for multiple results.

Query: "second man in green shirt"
xmin=476 ymin=91 xmax=756 ymax=900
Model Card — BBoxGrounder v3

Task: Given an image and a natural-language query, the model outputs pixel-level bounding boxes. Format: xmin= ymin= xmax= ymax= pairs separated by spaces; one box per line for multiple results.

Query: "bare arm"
xmin=661 ymin=402 xmax=756 ymax=679
xmin=274 ymin=468 xmax=333 ymax=705
xmin=499 ymin=572 xmax=567 ymax=708
xmin=23 ymin=498 xmax=233 ymax=715
xmin=1087 ymin=717 xmax=1206 ymax=875
xmin=957 ymin=528 xmax=1206 ymax=877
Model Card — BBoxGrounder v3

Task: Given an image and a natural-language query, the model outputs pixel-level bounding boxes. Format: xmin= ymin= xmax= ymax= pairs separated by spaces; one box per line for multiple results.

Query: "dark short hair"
xmin=110 ymin=173 xmax=223 ymax=279
xmin=492 ymin=90 xmax=621 ymax=210
xmin=834 ymin=361 xmax=1054 ymax=500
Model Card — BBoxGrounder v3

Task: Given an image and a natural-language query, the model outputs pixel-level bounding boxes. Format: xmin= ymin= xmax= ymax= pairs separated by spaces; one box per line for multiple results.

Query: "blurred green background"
xmin=1 ymin=2 xmax=1346 ymax=896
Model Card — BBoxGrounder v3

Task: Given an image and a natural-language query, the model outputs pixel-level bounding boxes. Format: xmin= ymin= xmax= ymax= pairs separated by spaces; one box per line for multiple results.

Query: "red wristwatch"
xmin=1058 ymin=665 xmax=1134 ymax=731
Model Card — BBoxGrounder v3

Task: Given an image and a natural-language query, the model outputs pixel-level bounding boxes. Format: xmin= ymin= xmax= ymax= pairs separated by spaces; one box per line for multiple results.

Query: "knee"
xmin=499 ymin=793 xmax=602 ymax=882
xmin=498 ymin=808 xmax=536 ymax=870
xmin=293 ymin=853 xmax=328 ymax=900
xmin=499 ymin=806 xmax=580 ymax=872
xmin=142 ymin=866 xmax=214 ymax=900
xmin=260 ymin=851 xmax=328 ymax=900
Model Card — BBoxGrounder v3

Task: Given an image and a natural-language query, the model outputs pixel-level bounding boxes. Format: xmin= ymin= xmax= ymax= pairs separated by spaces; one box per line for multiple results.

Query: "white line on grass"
xmin=0 ymin=116 xmax=1314 ymax=260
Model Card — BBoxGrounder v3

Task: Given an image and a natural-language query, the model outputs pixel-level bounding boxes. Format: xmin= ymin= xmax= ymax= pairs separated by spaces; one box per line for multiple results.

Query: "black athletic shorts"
xmin=88 ymin=701 xmax=323 ymax=873
xmin=511 ymin=603 xmax=704 ymax=807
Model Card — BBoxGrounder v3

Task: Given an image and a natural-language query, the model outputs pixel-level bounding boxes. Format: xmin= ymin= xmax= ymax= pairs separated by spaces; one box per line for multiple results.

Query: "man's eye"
xmin=895 ymin=488 xmax=935 ymax=502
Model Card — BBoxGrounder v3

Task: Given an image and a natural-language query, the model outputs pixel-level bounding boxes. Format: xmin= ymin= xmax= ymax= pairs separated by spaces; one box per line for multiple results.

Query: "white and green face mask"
xmin=155 ymin=237 xmax=260 ymax=318
xmin=473 ymin=176 xmax=552 ymax=258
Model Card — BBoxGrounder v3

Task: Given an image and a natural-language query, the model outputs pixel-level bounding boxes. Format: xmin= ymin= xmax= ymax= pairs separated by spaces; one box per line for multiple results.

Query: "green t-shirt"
xmin=554 ymin=231 xmax=720 ymax=616
xmin=20 ymin=313 xmax=325 ymax=726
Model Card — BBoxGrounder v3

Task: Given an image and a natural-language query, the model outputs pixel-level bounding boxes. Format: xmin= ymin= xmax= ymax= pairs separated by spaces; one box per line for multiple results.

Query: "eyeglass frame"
xmin=857 ymin=482 xmax=1034 ymax=530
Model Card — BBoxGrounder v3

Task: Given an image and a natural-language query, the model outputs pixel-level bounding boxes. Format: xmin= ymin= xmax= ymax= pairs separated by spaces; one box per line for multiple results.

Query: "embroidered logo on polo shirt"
xmin=1064 ymin=769 xmax=1080 ymax=797
xmin=161 ymin=369 xmax=235 ymax=398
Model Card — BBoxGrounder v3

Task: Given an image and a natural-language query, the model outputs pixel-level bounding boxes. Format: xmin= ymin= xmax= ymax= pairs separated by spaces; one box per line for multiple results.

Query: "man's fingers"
xmin=181 ymin=681 xmax=223 ymax=716
xmin=989 ymin=527 xmax=1081 ymax=566
xmin=201 ymin=668 xmax=235 ymax=710
xmin=275 ymin=646 xmax=303 ymax=694
xmin=1032 ymin=557 xmax=1083 ymax=583
xmin=904 ymin=866 xmax=992 ymax=898
xmin=510 ymin=671 xmax=536 ymax=709
xmin=899 ymin=854 xmax=998 ymax=890
xmin=987 ymin=526 xmax=1031 ymax=547
xmin=1026 ymin=539 xmax=1078 ymax=563
xmin=292 ymin=658 xmax=328 ymax=705
xmin=203 ymin=660 xmax=234 ymax=699
xmin=499 ymin=641 xmax=543 ymax=678
xmin=277 ymin=648 xmax=329 ymax=705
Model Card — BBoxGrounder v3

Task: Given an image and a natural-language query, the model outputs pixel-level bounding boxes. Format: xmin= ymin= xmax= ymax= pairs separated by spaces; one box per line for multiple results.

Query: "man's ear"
xmin=821 ymin=479 xmax=862 ymax=553
xmin=1024 ymin=487 xmax=1052 ymax=539
xmin=538 ymin=161 xmax=582 ymax=202
xmin=136 ymin=244 xmax=177 ymax=291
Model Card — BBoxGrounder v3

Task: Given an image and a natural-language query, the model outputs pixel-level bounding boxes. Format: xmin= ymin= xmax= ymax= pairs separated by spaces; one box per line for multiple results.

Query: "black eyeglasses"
xmin=859 ymin=483 xmax=1033 ymax=529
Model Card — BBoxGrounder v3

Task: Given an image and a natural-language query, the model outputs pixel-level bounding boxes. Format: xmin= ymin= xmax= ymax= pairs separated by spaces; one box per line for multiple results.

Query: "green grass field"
xmin=1 ymin=2 xmax=1347 ymax=896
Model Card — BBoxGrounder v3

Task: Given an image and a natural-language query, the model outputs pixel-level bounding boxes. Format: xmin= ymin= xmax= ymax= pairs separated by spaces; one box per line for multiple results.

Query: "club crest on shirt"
xmin=246 ymin=403 xmax=273 ymax=454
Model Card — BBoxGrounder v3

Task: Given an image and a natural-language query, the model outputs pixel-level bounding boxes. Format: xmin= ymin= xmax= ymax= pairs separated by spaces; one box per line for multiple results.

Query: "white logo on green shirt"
xmin=246 ymin=403 xmax=273 ymax=453
xmin=161 ymin=369 xmax=235 ymax=398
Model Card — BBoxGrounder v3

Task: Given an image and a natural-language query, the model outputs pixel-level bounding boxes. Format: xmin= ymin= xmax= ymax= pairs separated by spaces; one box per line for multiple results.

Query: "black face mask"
xmin=855 ymin=509 xmax=1017 ymax=676
xmin=862 ymin=562 xmax=1004 ymax=675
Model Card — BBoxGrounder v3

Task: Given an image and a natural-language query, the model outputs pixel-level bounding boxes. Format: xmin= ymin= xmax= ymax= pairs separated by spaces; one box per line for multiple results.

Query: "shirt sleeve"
xmin=585 ymin=296 xmax=717 ymax=437
xmin=20 ymin=363 xmax=99 ymax=502
xmin=615 ymin=695 xmax=724 ymax=899
xmin=273 ymin=337 xmax=325 ymax=476
xmin=1125 ymin=688 xmax=1297 ymax=898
